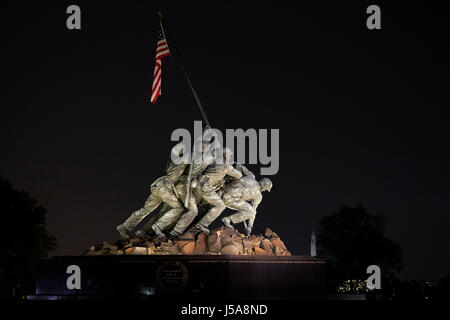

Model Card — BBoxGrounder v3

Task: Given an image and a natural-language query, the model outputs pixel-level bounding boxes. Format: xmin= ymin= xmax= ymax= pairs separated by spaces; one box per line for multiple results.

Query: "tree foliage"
xmin=317 ymin=205 xmax=402 ymax=284
xmin=0 ymin=177 xmax=57 ymax=297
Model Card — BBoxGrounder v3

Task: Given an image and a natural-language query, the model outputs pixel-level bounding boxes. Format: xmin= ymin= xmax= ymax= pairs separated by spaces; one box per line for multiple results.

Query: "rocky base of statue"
xmin=84 ymin=227 xmax=291 ymax=256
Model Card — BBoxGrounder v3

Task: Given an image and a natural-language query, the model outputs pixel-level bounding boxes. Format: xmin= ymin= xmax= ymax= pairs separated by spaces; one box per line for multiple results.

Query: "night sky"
xmin=1 ymin=1 xmax=449 ymax=280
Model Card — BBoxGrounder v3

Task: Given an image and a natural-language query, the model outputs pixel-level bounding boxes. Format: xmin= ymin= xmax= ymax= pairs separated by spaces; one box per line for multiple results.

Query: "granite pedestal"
xmin=30 ymin=255 xmax=326 ymax=300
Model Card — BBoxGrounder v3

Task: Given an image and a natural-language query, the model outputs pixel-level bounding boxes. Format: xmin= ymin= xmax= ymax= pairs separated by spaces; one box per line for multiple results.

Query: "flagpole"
xmin=158 ymin=11 xmax=212 ymax=208
xmin=157 ymin=13 xmax=242 ymax=231
xmin=158 ymin=11 xmax=211 ymax=128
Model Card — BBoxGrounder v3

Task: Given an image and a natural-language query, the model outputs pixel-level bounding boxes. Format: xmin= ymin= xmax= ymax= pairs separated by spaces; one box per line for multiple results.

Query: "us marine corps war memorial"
xmin=29 ymin=13 xmax=326 ymax=300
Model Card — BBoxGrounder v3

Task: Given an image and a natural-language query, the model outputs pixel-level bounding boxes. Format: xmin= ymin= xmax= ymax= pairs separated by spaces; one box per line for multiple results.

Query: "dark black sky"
xmin=1 ymin=1 xmax=449 ymax=280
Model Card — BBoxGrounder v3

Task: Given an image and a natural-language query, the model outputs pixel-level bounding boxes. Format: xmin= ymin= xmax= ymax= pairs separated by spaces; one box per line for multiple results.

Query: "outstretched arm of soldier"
xmin=235 ymin=163 xmax=255 ymax=178
xmin=225 ymin=165 xmax=243 ymax=180
xmin=244 ymin=195 xmax=262 ymax=235
xmin=252 ymin=193 xmax=263 ymax=210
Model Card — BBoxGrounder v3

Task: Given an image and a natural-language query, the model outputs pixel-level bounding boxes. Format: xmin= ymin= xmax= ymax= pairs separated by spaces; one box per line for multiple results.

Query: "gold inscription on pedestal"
xmin=156 ymin=260 xmax=189 ymax=291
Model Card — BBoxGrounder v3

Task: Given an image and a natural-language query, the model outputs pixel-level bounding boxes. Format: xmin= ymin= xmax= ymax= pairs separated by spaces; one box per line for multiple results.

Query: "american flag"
xmin=151 ymin=28 xmax=171 ymax=104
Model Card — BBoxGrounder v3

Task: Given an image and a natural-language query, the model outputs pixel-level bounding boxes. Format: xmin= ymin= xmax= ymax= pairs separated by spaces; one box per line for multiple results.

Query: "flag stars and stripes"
xmin=151 ymin=28 xmax=170 ymax=103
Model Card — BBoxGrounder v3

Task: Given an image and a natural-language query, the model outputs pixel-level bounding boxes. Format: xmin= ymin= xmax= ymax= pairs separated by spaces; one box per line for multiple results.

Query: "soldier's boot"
xmin=154 ymin=233 xmax=168 ymax=243
xmin=194 ymin=224 xmax=210 ymax=234
xmin=199 ymin=224 xmax=210 ymax=234
xmin=135 ymin=229 xmax=154 ymax=238
xmin=117 ymin=224 xmax=130 ymax=239
xmin=135 ymin=229 xmax=144 ymax=237
xmin=119 ymin=208 xmax=149 ymax=238
xmin=151 ymin=223 xmax=165 ymax=237
xmin=169 ymin=229 xmax=181 ymax=239
xmin=222 ymin=216 xmax=234 ymax=229
xmin=184 ymin=226 xmax=202 ymax=237
xmin=245 ymin=226 xmax=252 ymax=237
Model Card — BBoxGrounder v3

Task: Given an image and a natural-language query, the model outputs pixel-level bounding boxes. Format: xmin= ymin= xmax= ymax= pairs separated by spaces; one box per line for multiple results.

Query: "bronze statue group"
xmin=117 ymin=141 xmax=272 ymax=240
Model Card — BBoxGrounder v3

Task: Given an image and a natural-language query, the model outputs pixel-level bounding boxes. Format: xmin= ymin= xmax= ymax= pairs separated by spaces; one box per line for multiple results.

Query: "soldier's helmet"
xmin=222 ymin=147 xmax=234 ymax=163
xmin=171 ymin=143 xmax=184 ymax=157
xmin=170 ymin=143 xmax=187 ymax=165
xmin=259 ymin=178 xmax=273 ymax=192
